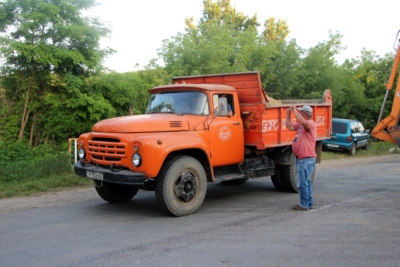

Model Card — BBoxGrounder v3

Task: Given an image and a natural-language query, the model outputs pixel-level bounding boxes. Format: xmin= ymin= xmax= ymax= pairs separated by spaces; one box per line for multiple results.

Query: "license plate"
xmin=327 ymin=144 xmax=339 ymax=148
xmin=86 ymin=171 xmax=104 ymax=180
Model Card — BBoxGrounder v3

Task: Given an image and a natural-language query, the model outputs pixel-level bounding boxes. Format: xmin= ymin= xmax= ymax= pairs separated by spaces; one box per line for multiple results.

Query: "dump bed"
xmin=172 ymin=72 xmax=332 ymax=149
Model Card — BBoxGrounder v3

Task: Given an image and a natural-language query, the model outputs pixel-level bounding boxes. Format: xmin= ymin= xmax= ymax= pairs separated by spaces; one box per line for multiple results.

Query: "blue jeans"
xmin=296 ymin=157 xmax=316 ymax=209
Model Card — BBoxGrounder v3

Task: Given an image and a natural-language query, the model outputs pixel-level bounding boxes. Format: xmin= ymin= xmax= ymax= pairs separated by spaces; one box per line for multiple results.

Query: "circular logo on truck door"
xmin=219 ymin=126 xmax=231 ymax=141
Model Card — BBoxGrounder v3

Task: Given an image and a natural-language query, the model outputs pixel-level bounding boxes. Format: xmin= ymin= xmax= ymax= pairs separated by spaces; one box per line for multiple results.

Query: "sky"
xmin=89 ymin=0 xmax=400 ymax=73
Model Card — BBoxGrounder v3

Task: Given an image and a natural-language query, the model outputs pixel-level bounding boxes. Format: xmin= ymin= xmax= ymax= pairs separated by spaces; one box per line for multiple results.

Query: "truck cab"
xmin=74 ymin=83 xmax=247 ymax=216
xmin=147 ymin=84 xmax=245 ymax=167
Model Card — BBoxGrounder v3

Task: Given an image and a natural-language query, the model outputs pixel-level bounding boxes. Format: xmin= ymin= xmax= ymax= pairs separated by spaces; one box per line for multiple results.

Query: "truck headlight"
xmin=78 ymin=148 xmax=86 ymax=159
xmin=132 ymin=153 xmax=142 ymax=167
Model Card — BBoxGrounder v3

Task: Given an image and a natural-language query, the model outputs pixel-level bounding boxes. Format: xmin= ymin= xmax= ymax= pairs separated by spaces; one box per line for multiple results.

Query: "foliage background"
xmin=0 ymin=0 xmax=398 ymax=193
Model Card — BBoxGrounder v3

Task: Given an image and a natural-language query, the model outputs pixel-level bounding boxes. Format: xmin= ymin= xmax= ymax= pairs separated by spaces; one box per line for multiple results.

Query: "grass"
xmin=0 ymin=171 xmax=91 ymax=199
xmin=0 ymin=141 xmax=398 ymax=199
xmin=0 ymin=154 xmax=92 ymax=199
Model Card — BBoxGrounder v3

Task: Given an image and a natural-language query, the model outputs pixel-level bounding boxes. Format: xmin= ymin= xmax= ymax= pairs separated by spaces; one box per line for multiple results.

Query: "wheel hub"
xmin=174 ymin=172 xmax=197 ymax=202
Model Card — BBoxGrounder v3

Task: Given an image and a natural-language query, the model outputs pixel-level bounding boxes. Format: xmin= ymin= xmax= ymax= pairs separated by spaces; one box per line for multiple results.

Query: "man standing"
xmin=286 ymin=105 xmax=317 ymax=210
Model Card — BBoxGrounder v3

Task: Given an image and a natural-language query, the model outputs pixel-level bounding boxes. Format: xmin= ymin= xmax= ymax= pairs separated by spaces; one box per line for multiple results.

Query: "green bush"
xmin=0 ymin=141 xmax=31 ymax=162
xmin=0 ymin=141 xmax=63 ymax=162
xmin=0 ymin=152 xmax=72 ymax=183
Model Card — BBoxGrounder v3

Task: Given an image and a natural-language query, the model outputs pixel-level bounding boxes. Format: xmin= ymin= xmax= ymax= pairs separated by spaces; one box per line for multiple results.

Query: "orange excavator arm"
xmin=372 ymin=30 xmax=400 ymax=148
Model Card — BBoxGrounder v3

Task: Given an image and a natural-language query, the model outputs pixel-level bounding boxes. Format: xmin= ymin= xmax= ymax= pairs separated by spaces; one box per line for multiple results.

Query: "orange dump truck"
xmin=74 ymin=71 xmax=332 ymax=216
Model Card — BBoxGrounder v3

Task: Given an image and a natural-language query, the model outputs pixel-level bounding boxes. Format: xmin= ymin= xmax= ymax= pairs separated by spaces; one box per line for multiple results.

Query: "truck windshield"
xmin=146 ymin=91 xmax=210 ymax=116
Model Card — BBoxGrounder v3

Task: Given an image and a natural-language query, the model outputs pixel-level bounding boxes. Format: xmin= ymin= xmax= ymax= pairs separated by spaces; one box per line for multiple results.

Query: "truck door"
xmin=209 ymin=94 xmax=244 ymax=166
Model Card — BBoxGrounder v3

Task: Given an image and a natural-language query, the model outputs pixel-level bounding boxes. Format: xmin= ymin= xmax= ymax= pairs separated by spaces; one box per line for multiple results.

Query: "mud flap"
xmin=316 ymin=141 xmax=322 ymax=164
xmin=388 ymin=126 xmax=400 ymax=149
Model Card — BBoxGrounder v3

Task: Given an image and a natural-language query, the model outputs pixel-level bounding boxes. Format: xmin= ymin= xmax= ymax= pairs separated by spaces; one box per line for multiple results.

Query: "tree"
xmin=159 ymin=0 xmax=303 ymax=98
xmin=256 ymin=39 xmax=302 ymax=99
xmin=262 ymin=17 xmax=290 ymax=42
xmin=198 ymin=0 xmax=260 ymax=32
xmin=293 ymin=31 xmax=345 ymax=98
xmin=92 ymin=71 xmax=156 ymax=116
xmin=343 ymin=50 xmax=397 ymax=130
xmin=0 ymin=0 xmax=113 ymax=146
xmin=160 ymin=0 xmax=261 ymax=76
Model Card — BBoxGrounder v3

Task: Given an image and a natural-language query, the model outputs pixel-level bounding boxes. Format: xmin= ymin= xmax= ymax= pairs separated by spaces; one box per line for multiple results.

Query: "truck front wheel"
xmin=95 ymin=182 xmax=139 ymax=203
xmin=155 ymin=156 xmax=207 ymax=216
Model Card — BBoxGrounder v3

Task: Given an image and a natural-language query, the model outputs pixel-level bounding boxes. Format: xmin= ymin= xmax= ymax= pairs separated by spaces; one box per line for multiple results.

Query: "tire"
xmin=155 ymin=156 xmax=207 ymax=217
xmin=281 ymin=155 xmax=315 ymax=193
xmin=95 ymin=182 xmax=139 ymax=203
xmin=363 ymin=140 xmax=371 ymax=150
xmin=271 ymin=165 xmax=285 ymax=191
xmin=281 ymin=155 xmax=298 ymax=193
xmin=220 ymin=178 xmax=249 ymax=185
xmin=347 ymin=143 xmax=356 ymax=156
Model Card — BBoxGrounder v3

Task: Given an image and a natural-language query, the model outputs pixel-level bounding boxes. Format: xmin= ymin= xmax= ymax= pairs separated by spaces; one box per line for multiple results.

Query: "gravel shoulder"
xmin=1 ymin=154 xmax=399 ymax=214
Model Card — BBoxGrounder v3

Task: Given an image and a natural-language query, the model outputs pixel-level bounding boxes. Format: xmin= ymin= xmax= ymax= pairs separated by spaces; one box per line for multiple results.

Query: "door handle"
xmin=233 ymin=122 xmax=241 ymax=125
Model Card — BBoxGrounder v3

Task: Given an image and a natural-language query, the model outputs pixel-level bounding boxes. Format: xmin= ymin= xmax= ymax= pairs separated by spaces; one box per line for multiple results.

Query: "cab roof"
xmin=149 ymin=83 xmax=236 ymax=93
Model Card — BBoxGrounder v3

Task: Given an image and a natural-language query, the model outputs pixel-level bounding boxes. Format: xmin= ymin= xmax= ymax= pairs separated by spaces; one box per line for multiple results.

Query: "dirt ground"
xmin=1 ymin=154 xmax=399 ymax=215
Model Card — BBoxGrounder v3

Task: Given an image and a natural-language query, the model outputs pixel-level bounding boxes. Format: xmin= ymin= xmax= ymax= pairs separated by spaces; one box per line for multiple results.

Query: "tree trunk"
xmin=18 ymin=86 xmax=32 ymax=141
xmin=29 ymin=112 xmax=37 ymax=149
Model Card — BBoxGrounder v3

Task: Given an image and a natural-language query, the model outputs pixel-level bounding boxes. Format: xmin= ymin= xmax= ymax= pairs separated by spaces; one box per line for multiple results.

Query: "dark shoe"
xmin=309 ymin=206 xmax=313 ymax=209
xmin=292 ymin=204 xmax=307 ymax=211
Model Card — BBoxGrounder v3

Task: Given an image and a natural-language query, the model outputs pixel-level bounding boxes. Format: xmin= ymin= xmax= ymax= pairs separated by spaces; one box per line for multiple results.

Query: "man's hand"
xmin=291 ymin=104 xmax=310 ymax=130
xmin=286 ymin=106 xmax=295 ymax=131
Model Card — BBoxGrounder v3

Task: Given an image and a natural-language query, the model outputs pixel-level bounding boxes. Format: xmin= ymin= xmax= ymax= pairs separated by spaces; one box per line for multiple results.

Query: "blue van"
xmin=322 ymin=118 xmax=370 ymax=156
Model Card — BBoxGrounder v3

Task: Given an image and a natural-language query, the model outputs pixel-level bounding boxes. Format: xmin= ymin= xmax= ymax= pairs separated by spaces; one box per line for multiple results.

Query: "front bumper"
xmin=74 ymin=162 xmax=146 ymax=186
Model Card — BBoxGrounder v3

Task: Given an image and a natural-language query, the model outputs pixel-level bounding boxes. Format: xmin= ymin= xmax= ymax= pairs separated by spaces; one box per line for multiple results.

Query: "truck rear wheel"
xmin=271 ymin=165 xmax=285 ymax=191
xmin=155 ymin=156 xmax=207 ymax=216
xmin=95 ymin=182 xmax=139 ymax=203
xmin=281 ymin=156 xmax=315 ymax=193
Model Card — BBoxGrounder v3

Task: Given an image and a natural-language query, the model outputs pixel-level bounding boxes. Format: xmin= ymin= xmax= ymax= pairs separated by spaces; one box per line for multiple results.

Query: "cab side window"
xmin=213 ymin=94 xmax=234 ymax=117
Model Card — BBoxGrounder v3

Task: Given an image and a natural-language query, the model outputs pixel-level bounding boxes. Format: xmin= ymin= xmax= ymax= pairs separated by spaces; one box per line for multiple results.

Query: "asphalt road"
xmin=1 ymin=154 xmax=399 ymax=267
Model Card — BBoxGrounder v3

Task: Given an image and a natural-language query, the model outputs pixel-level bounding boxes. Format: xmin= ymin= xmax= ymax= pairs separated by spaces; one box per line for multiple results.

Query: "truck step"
xmin=214 ymin=165 xmax=244 ymax=182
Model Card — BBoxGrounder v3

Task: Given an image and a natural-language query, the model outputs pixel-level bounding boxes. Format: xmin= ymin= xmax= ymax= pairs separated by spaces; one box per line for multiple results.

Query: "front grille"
xmin=88 ymin=139 xmax=127 ymax=162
